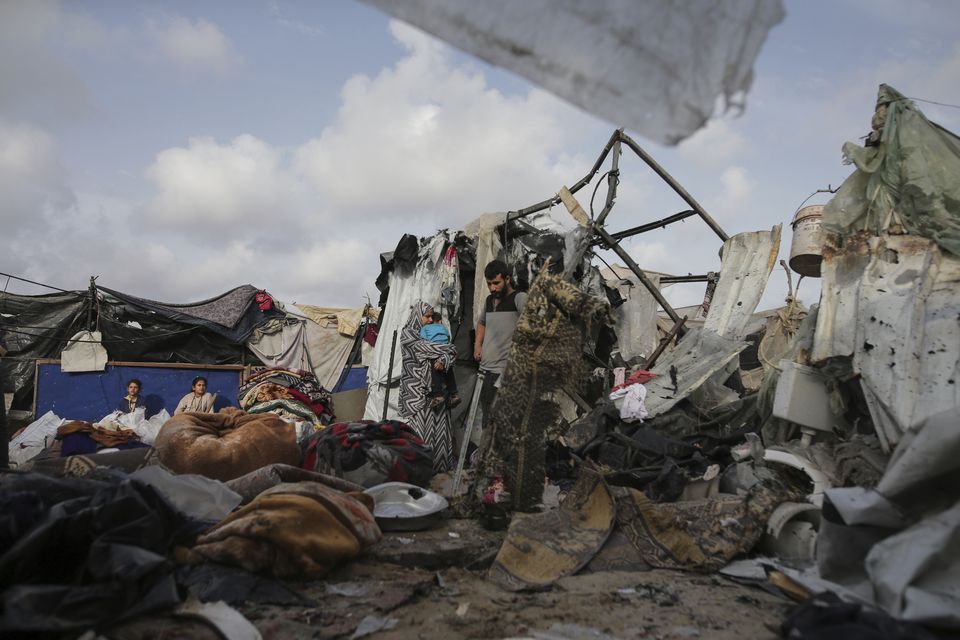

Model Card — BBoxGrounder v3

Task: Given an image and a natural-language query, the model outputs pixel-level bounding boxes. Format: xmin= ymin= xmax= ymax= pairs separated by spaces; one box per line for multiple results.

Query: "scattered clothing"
xmin=609 ymin=383 xmax=648 ymax=422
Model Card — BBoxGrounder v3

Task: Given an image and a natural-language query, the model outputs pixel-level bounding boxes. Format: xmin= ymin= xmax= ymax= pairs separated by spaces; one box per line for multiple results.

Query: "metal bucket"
xmin=789 ymin=205 xmax=824 ymax=277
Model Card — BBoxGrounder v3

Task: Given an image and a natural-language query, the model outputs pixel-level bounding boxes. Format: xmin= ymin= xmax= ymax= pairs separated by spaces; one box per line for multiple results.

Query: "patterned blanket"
xmin=301 ymin=420 xmax=435 ymax=488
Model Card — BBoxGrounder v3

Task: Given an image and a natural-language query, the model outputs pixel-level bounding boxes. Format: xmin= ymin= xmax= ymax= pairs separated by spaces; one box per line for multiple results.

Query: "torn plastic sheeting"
xmin=815 ymin=409 xmax=960 ymax=629
xmin=642 ymin=327 xmax=748 ymax=419
xmin=0 ymin=473 xmax=201 ymax=633
xmin=360 ymin=0 xmax=785 ymax=146
xmin=823 ymin=84 xmax=960 ymax=257
xmin=703 ymin=225 xmax=782 ymax=341
xmin=365 ymin=232 xmax=451 ymax=420
xmin=812 ymin=233 xmax=960 ymax=452
xmin=176 ymin=599 xmax=262 ymax=640
xmin=131 ymin=466 xmax=243 ymax=523
xmin=603 ymin=266 xmax=661 ymax=362
xmin=867 ymin=498 xmax=960 ymax=629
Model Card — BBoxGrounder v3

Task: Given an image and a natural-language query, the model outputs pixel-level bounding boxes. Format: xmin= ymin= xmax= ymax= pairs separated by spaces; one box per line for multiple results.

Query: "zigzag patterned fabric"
xmin=398 ymin=301 xmax=458 ymax=472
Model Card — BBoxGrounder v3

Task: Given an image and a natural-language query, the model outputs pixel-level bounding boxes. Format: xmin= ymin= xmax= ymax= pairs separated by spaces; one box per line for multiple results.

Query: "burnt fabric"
xmin=154 ymin=408 xmax=300 ymax=482
xmin=488 ymin=469 xmax=615 ymax=591
xmin=301 ymin=420 xmax=435 ymax=488
xmin=187 ymin=481 xmax=381 ymax=579
xmin=476 ymin=273 xmax=609 ymax=512
xmin=0 ymin=472 xmax=200 ymax=634
xmin=398 ymin=301 xmax=457 ymax=471
xmin=612 ymin=482 xmax=795 ymax=572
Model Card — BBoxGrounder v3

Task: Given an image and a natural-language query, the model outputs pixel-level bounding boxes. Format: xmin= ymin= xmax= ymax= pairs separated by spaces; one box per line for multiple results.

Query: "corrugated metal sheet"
xmin=703 ymin=225 xmax=782 ymax=340
xmin=644 ymin=327 xmax=748 ymax=418
xmin=812 ymin=233 xmax=960 ymax=452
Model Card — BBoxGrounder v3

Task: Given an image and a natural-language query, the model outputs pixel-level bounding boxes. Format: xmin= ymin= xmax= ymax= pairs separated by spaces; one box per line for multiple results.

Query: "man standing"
xmin=473 ymin=260 xmax=527 ymax=420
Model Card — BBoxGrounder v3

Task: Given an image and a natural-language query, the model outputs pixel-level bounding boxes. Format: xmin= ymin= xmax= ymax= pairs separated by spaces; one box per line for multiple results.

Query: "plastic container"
xmin=789 ymin=205 xmax=824 ymax=277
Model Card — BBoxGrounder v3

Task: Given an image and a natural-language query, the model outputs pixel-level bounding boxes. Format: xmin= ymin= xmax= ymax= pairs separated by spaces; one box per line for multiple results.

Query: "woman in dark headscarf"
xmin=398 ymin=301 xmax=458 ymax=472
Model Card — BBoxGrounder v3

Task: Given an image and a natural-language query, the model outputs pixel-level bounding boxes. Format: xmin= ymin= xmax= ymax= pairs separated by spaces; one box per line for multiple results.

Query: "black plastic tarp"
xmin=0 ymin=471 xmax=204 ymax=634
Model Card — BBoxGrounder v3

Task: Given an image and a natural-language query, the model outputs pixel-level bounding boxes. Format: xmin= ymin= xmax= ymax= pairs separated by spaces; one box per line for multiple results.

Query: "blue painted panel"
xmin=337 ymin=366 xmax=368 ymax=392
xmin=36 ymin=363 xmax=242 ymax=422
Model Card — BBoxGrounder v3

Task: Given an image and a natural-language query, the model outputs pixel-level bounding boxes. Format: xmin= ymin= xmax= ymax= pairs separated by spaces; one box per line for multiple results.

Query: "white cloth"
xmin=8 ymin=411 xmax=65 ymax=467
xmin=609 ymin=383 xmax=648 ymax=423
xmin=60 ymin=330 xmax=107 ymax=372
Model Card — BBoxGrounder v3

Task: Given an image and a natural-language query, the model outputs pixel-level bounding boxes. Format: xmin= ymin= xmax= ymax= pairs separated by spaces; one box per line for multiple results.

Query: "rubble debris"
xmin=488 ymin=469 xmax=614 ymax=592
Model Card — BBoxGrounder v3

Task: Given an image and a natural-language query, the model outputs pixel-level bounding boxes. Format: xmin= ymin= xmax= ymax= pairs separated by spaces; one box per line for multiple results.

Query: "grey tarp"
xmin=360 ymin=0 xmax=784 ymax=145
xmin=823 ymin=84 xmax=960 ymax=257
xmin=100 ymin=285 xmax=281 ymax=343
xmin=817 ymin=408 xmax=960 ymax=629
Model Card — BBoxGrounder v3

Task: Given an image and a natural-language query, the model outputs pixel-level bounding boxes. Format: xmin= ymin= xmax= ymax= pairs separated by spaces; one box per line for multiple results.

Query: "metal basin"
xmin=363 ymin=482 xmax=449 ymax=531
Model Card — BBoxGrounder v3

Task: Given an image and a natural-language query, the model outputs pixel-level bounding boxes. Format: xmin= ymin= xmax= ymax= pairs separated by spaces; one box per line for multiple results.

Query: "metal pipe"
xmin=603 ymin=210 xmax=697 ymax=242
xmin=505 ymin=129 xmax=621 ymax=223
xmin=593 ymin=137 xmax=622 ymax=227
xmin=381 ymin=329 xmax=399 ymax=421
xmin=594 ymin=225 xmax=683 ymax=326
xmin=646 ymin=315 xmax=687 ymax=369
xmin=618 ymin=132 xmax=729 ymax=242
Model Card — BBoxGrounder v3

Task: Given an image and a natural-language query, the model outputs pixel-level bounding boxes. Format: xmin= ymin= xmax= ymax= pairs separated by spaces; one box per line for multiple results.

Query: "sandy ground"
xmin=240 ymin=535 xmax=791 ymax=640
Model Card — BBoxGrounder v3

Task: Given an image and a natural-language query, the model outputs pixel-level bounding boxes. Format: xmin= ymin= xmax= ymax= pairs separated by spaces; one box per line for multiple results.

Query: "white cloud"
xmin=0 ymin=120 xmax=75 ymax=227
xmin=293 ymin=20 xmax=596 ymax=226
xmin=143 ymin=134 xmax=305 ymax=239
xmin=147 ymin=16 xmax=240 ymax=75
xmin=677 ymin=118 xmax=749 ymax=168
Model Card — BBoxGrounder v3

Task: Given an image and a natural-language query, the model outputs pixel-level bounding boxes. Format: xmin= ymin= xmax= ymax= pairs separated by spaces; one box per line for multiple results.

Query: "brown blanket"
xmin=154 ymin=408 xmax=299 ymax=481
xmin=188 ymin=481 xmax=381 ymax=579
xmin=57 ymin=420 xmax=141 ymax=448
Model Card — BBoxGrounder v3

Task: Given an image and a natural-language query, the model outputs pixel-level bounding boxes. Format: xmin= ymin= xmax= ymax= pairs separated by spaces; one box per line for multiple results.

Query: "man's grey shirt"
xmin=478 ymin=290 xmax=527 ymax=374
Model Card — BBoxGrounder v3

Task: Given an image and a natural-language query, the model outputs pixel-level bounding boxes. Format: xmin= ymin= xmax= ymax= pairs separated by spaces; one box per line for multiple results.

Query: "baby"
xmin=419 ymin=310 xmax=461 ymax=408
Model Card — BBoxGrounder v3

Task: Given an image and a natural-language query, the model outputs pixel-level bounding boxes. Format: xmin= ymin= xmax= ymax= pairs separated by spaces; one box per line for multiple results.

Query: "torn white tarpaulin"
xmin=7 ymin=411 xmax=65 ymax=468
xmin=360 ymin=0 xmax=784 ymax=145
xmin=816 ymin=409 xmax=960 ymax=629
xmin=60 ymin=330 xmax=107 ymax=372
xmin=465 ymin=212 xmax=506 ymax=330
xmin=703 ymin=225 xmax=782 ymax=341
xmin=246 ymin=317 xmax=312 ymax=373
xmin=643 ymin=327 xmax=748 ymax=419
xmin=602 ymin=266 xmax=661 ymax=363
xmin=812 ymin=233 xmax=960 ymax=452
xmin=365 ymin=232 xmax=454 ymax=420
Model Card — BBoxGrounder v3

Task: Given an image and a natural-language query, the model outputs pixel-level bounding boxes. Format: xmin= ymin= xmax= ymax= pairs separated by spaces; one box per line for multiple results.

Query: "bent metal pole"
xmin=381 ymin=329 xmax=399 ymax=421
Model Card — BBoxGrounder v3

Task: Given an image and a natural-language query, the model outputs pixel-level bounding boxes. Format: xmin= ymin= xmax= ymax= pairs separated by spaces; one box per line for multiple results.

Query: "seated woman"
xmin=117 ymin=378 xmax=147 ymax=414
xmin=175 ymin=376 xmax=217 ymax=414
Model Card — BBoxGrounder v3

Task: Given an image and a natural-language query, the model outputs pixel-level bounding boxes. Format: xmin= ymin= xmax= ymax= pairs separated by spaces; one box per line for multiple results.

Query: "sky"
xmin=1 ymin=0 xmax=959 ymax=312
